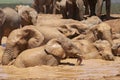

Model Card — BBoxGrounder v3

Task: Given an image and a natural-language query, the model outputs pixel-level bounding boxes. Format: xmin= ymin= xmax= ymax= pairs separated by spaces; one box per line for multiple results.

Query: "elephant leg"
xmin=0 ymin=28 xmax=3 ymax=45
xmin=88 ymin=0 xmax=97 ymax=16
xmin=106 ymin=0 xmax=111 ymax=19
xmin=61 ymin=6 xmax=68 ymax=19
xmin=96 ymin=0 xmax=103 ymax=17
xmin=39 ymin=5 xmax=44 ymax=13
xmin=66 ymin=0 xmax=74 ymax=19
xmin=76 ymin=0 xmax=84 ymax=21
xmin=83 ymin=0 xmax=89 ymax=15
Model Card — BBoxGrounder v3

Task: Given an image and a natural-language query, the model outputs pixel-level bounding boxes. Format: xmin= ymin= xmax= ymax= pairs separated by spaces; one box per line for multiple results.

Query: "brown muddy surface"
xmin=0 ymin=57 xmax=120 ymax=80
xmin=0 ymin=14 xmax=120 ymax=80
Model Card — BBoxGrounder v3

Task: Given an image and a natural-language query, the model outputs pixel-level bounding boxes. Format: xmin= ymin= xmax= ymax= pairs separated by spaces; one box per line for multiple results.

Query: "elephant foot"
xmin=102 ymin=53 xmax=115 ymax=61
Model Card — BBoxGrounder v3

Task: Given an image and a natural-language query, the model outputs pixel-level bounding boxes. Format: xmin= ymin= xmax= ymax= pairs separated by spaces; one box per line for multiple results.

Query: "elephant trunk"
xmin=57 ymin=36 xmax=83 ymax=65
xmin=103 ymin=30 xmax=113 ymax=46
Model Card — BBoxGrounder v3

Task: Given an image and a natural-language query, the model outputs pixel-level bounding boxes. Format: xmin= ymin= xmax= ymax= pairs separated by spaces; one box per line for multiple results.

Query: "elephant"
xmin=2 ymin=25 xmax=82 ymax=65
xmin=71 ymin=38 xmax=115 ymax=60
xmin=72 ymin=39 xmax=102 ymax=59
xmin=2 ymin=26 xmax=44 ymax=65
xmin=13 ymin=38 xmax=82 ymax=68
xmin=15 ymin=5 xmax=38 ymax=26
xmin=94 ymin=40 xmax=114 ymax=60
xmin=57 ymin=0 xmax=84 ymax=20
xmin=90 ymin=22 xmax=114 ymax=46
xmin=57 ymin=24 xmax=88 ymax=39
xmin=32 ymin=0 xmax=55 ymax=14
xmin=87 ymin=0 xmax=111 ymax=19
xmin=0 ymin=7 xmax=21 ymax=45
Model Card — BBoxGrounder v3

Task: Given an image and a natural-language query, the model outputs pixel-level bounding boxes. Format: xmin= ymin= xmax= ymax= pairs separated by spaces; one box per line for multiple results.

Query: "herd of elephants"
xmin=0 ymin=0 xmax=119 ymax=68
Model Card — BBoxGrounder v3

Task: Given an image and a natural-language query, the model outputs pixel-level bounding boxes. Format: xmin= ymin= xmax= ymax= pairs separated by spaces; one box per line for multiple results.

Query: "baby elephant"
xmin=13 ymin=39 xmax=66 ymax=68
xmin=94 ymin=40 xmax=115 ymax=61
xmin=13 ymin=38 xmax=82 ymax=68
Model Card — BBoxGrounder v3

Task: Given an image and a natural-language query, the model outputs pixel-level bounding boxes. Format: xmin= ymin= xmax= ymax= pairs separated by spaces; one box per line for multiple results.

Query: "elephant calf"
xmin=13 ymin=44 xmax=60 ymax=67
xmin=94 ymin=40 xmax=114 ymax=61
xmin=13 ymin=38 xmax=82 ymax=68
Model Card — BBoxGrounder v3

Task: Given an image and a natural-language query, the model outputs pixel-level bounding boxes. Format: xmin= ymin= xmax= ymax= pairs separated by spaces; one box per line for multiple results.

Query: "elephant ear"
xmin=45 ymin=39 xmax=66 ymax=59
xmin=0 ymin=8 xmax=6 ymax=26
xmin=21 ymin=26 xmax=44 ymax=48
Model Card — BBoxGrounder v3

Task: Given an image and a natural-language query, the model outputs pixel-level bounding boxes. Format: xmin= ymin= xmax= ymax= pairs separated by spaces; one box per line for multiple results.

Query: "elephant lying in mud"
xmin=2 ymin=26 xmax=82 ymax=65
xmin=0 ymin=7 xmax=21 ymax=45
xmin=72 ymin=39 xmax=114 ymax=60
xmin=94 ymin=40 xmax=114 ymax=60
xmin=15 ymin=5 xmax=38 ymax=26
xmin=13 ymin=38 xmax=82 ymax=68
xmin=92 ymin=22 xmax=113 ymax=46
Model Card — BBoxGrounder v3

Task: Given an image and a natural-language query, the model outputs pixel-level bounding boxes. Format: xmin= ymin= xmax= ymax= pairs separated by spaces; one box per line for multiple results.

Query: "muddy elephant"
xmin=94 ymin=40 xmax=114 ymax=60
xmin=57 ymin=0 xmax=84 ymax=20
xmin=2 ymin=26 xmax=44 ymax=65
xmin=13 ymin=38 xmax=82 ymax=67
xmin=87 ymin=0 xmax=111 ymax=19
xmin=2 ymin=25 xmax=82 ymax=65
xmin=72 ymin=39 xmax=102 ymax=59
xmin=15 ymin=5 xmax=38 ymax=26
xmin=90 ymin=22 xmax=113 ymax=46
xmin=32 ymin=0 xmax=55 ymax=14
xmin=0 ymin=7 xmax=21 ymax=45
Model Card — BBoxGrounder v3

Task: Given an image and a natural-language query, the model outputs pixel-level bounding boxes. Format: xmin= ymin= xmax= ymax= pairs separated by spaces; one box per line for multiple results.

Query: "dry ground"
xmin=0 ymin=14 xmax=120 ymax=80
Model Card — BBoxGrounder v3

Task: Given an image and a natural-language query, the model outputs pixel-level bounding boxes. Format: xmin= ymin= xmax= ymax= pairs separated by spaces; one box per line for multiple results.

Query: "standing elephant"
xmin=15 ymin=5 xmax=38 ymax=26
xmin=87 ymin=0 xmax=111 ymax=19
xmin=2 ymin=25 xmax=82 ymax=65
xmin=32 ymin=0 xmax=54 ymax=14
xmin=0 ymin=7 xmax=21 ymax=45
xmin=57 ymin=0 xmax=84 ymax=20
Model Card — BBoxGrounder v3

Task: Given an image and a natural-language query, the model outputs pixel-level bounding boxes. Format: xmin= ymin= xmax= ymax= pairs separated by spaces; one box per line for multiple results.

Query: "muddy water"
xmin=0 ymin=57 xmax=119 ymax=80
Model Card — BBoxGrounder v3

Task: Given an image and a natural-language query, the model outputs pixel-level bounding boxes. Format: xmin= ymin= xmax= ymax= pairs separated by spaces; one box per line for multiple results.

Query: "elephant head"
xmin=94 ymin=40 xmax=114 ymax=61
xmin=16 ymin=5 xmax=38 ymax=26
xmin=45 ymin=37 xmax=82 ymax=65
xmin=45 ymin=38 xmax=66 ymax=60
xmin=2 ymin=26 xmax=44 ymax=65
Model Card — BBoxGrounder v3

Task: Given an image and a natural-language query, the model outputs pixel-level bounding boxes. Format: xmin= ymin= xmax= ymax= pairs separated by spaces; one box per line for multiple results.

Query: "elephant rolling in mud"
xmin=13 ymin=38 xmax=82 ymax=68
xmin=2 ymin=26 xmax=44 ymax=65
